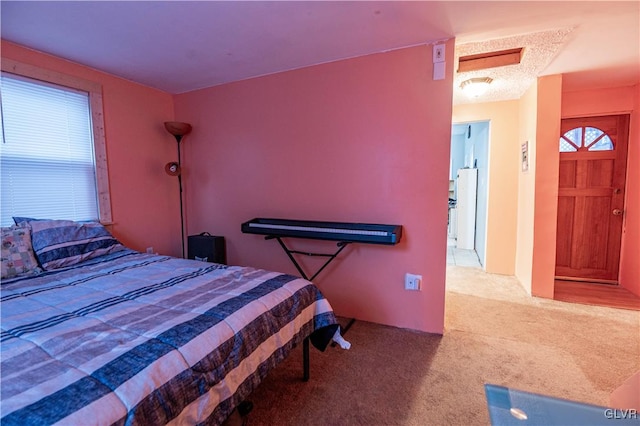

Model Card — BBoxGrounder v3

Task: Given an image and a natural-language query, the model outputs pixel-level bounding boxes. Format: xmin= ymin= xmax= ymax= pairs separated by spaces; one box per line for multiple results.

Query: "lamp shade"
xmin=164 ymin=122 xmax=192 ymax=137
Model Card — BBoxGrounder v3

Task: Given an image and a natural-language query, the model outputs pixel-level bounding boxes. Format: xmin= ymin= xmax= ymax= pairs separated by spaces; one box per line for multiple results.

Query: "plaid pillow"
xmin=1 ymin=225 xmax=42 ymax=279
xmin=19 ymin=219 xmax=126 ymax=270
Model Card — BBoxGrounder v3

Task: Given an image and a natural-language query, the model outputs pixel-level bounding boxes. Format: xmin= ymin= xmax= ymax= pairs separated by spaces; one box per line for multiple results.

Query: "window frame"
xmin=559 ymin=125 xmax=615 ymax=153
xmin=1 ymin=58 xmax=112 ymax=224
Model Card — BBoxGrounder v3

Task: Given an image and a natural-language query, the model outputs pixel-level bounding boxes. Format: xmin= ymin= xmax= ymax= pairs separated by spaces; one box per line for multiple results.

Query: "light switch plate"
xmin=433 ymin=44 xmax=445 ymax=63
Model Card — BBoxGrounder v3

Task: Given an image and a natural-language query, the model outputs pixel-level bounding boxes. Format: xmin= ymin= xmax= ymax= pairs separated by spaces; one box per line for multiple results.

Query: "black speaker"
xmin=187 ymin=233 xmax=226 ymax=264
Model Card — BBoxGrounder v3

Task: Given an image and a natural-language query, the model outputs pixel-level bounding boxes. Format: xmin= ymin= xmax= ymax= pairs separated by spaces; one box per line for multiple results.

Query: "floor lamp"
xmin=164 ymin=121 xmax=192 ymax=258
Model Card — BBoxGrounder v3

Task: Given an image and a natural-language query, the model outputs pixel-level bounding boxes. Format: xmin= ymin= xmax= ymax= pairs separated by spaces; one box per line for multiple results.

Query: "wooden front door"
xmin=555 ymin=114 xmax=629 ymax=283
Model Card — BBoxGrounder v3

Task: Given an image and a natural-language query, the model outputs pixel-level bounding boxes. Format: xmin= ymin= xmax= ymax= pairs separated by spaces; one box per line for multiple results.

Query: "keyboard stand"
xmin=266 ymin=236 xmax=357 ymax=358
xmin=243 ymin=218 xmax=403 ymax=381
xmin=267 ymin=236 xmax=350 ymax=281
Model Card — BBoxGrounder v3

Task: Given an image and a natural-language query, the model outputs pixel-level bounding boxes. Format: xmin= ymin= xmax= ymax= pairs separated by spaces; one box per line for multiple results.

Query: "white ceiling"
xmin=2 ymin=1 xmax=638 ymax=104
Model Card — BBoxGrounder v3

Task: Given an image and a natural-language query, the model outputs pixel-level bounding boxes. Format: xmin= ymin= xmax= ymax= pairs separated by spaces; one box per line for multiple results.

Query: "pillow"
xmin=1 ymin=224 xmax=42 ymax=279
xmin=19 ymin=219 xmax=126 ymax=270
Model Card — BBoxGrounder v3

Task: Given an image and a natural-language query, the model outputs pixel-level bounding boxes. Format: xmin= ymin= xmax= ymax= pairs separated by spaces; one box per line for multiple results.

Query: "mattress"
xmin=0 ymin=250 xmax=338 ymax=425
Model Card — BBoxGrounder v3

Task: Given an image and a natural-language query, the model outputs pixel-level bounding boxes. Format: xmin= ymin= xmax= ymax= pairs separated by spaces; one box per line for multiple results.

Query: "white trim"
xmin=1 ymin=59 xmax=113 ymax=223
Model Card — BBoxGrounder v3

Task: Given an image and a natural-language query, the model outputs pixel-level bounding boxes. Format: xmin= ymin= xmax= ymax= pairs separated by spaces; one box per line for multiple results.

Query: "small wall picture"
xmin=521 ymin=141 xmax=529 ymax=172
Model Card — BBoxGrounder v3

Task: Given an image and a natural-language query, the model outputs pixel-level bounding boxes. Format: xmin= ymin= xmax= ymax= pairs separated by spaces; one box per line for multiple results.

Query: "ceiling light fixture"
xmin=460 ymin=77 xmax=493 ymax=97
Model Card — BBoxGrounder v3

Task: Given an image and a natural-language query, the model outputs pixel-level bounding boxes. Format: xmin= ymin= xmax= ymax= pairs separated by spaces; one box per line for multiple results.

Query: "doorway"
xmin=555 ymin=114 xmax=630 ymax=284
xmin=448 ymin=121 xmax=489 ymax=268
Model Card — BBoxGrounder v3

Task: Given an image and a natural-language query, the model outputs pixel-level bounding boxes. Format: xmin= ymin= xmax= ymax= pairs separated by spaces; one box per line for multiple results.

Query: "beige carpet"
xmin=242 ymin=266 xmax=640 ymax=425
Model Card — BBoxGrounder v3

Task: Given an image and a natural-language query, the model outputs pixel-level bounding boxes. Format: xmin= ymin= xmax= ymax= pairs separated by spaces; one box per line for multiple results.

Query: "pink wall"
xmin=562 ymin=85 xmax=640 ymax=296
xmin=1 ymin=41 xmax=181 ymax=257
xmin=531 ymin=75 xmax=563 ymax=298
xmin=175 ymin=43 xmax=455 ymax=333
xmin=515 ymin=81 xmax=538 ymax=294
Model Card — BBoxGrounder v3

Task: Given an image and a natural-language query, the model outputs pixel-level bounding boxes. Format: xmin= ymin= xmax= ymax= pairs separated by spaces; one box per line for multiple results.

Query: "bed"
xmin=1 ymin=219 xmax=340 ymax=425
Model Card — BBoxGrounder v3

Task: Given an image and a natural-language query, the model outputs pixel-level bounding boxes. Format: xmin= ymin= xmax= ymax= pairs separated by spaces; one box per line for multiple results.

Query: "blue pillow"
xmin=15 ymin=218 xmax=126 ymax=270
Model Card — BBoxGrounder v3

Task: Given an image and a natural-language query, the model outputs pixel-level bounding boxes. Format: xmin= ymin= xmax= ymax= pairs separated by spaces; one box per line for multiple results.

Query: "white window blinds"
xmin=1 ymin=73 xmax=99 ymax=227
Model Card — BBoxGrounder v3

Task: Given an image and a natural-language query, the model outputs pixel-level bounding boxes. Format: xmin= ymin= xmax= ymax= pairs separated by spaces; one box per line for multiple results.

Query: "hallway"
xmin=446 ymin=237 xmax=481 ymax=268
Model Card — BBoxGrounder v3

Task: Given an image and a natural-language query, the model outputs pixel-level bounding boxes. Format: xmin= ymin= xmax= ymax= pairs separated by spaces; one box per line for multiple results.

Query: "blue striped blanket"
xmin=1 ymin=250 xmax=338 ymax=425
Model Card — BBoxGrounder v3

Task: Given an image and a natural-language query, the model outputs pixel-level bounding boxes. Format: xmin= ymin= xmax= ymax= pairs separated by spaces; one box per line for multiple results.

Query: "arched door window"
xmin=559 ymin=126 xmax=614 ymax=152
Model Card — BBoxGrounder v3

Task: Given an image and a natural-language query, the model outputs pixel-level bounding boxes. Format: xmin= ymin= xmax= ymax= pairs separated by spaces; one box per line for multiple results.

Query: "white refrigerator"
xmin=456 ymin=168 xmax=477 ymax=250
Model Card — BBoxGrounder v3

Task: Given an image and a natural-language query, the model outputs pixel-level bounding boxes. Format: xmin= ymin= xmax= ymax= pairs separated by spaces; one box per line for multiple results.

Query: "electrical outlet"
xmin=146 ymin=247 xmax=154 ymax=254
xmin=433 ymin=44 xmax=445 ymax=63
xmin=405 ymin=273 xmax=422 ymax=291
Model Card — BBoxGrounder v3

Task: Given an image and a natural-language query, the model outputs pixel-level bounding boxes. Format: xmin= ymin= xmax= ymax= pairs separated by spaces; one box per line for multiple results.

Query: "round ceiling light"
xmin=460 ymin=77 xmax=493 ymax=97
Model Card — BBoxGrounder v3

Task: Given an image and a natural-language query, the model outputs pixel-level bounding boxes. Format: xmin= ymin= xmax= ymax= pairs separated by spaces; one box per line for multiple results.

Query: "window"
xmin=559 ymin=126 xmax=614 ymax=152
xmin=0 ymin=60 xmax=111 ymax=227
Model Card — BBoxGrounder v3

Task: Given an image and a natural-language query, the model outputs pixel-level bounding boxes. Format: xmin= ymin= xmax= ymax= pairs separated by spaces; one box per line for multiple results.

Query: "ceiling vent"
xmin=457 ymin=47 xmax=524 ymax=73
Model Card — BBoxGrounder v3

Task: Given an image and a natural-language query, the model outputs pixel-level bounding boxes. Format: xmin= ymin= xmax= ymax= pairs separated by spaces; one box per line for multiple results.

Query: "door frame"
xmin=554 ymin=113 xmax=631 ymax=284
xmin=449 ymin=120 xmax=490 ymax=268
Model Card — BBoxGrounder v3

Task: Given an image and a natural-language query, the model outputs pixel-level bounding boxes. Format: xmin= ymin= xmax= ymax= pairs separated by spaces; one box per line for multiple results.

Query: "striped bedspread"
xmin=1 ymin=250 xmax=338 ymax=425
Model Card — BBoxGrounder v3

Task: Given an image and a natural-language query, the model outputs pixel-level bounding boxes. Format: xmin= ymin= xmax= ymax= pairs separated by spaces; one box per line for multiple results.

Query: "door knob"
xmin=613 ymin=209 xmax=623 ymax=216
